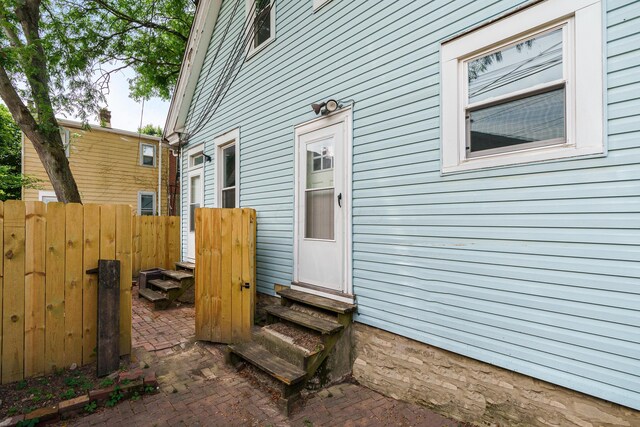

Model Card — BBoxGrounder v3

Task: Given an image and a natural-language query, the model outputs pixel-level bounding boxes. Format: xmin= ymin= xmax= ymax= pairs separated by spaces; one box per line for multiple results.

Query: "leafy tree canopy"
xmin=138 ymin=123 xmax=163 ymax=136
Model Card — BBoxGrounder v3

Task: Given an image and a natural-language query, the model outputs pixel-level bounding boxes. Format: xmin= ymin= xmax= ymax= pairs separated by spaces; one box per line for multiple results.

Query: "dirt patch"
xmin=0 ymin=364 xmax=105 ymax=419
xmin=268 ymin=322 xmax=323 ymax=353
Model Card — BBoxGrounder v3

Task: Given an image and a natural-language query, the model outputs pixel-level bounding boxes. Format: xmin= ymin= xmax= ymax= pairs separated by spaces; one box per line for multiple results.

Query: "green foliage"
xmin=15 ymin=379 xmax=28 ymax=390
xmin=0 ymin=105 xmax=39 ymax=200
xmin=7 ymin=407 xmax=19 ymax=416
xmin=106 ymin=386 xmax=124 ymax=407
xmin=17 ymin=418 xmax=38 ymax=427
xmin=60 ymin=388 xmax=76 ymax=400
xmin=144 ymin=385 xmax=156 ymax=394
xmin=84 ymin=401 xmax=98 ymax=413
xmin=138 ymin=123 xmax=163 ymax=136
xmin=131 ymin=391 xmax=141 ymax=401
xmin=99 ymin=377 xmax=115 ymax=388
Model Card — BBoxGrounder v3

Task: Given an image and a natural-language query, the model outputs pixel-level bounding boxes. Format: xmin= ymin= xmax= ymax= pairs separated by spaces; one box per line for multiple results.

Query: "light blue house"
xmin=164 ymin=0 xmax=639 ymax=423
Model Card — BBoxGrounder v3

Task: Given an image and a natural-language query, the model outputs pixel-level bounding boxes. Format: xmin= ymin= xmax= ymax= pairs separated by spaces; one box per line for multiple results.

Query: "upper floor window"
xmin=190 ymin=152 xmax=204 ymax=168
xmin=140 ymin=143 xmax=156 ymax=167
xmin=247 ymin=0 xmax=275 ymax=55
xmin=440 ymin=0 xmax=603 ymax=173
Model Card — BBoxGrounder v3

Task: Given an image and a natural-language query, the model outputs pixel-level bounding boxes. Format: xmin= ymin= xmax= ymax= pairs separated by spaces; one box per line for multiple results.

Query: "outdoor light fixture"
xmin=204 ymin=154 xmax=212 ymax=162
xmin=311 ymin=99 xmax=341 ymax=115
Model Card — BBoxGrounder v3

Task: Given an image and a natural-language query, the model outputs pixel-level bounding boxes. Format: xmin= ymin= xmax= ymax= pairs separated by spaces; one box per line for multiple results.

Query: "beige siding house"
xmin=22 ymin=119 xmax=170 ymax=215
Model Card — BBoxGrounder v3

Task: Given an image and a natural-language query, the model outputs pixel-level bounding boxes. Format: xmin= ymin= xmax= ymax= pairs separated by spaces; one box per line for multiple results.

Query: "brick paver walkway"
xmin=70 ymin=286 xmax=458 ymax=427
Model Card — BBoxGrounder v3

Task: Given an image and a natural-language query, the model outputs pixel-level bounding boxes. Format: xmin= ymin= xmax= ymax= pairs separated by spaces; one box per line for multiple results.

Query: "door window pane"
xmin=468 ymin=87 xmax=565 ymax=154
xmin=305 ymin=189 xmax=334 ymax=240
xmin=223 ymin=145 xmax=235 ymax=188
xmin=305 ymin=138 xmax=335 ymax=240
xmin=468 ymin=28 xmax=563 ymax=104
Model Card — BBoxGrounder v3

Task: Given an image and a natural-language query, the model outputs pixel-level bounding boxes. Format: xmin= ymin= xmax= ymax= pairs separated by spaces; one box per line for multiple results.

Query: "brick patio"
xmin=70 ymin=286 xmax=460 ymax=426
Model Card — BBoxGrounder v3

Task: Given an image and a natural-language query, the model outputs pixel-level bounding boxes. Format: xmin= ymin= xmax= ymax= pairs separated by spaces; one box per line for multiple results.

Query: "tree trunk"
xmin=0 ymin=0 xmax=82 ymax=203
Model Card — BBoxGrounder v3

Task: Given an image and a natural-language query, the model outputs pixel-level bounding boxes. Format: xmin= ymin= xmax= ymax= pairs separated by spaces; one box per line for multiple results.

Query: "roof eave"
xmin=164 ymin=0 xmax=223 ymax=147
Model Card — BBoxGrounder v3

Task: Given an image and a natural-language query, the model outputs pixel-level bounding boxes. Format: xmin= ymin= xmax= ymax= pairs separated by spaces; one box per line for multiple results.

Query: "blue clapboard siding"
xmin=179 ymin=0 xmax=640 ymax=410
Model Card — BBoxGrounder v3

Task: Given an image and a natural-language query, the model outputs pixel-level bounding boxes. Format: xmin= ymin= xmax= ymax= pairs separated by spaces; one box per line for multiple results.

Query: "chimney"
xmin=99 ymin=108 xmax=112 ymax=128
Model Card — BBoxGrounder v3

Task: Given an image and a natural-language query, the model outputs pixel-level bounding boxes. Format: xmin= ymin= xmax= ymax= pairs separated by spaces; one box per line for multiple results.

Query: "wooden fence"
xmin=195 ymin=208 xmax=256 ymax=344
xmin=132 ymin=216 xmax=180 ymax=276
xmin=0 ymin=200 xmax=132 ymax=384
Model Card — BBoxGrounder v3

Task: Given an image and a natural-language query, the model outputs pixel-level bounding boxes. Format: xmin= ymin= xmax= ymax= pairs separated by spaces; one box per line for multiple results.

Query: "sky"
xmin=81 ymin=66 xmax=171 ymax=133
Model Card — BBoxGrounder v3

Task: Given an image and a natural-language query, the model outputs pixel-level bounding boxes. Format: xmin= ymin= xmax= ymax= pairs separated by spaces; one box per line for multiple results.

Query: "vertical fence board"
xmin=116 ymin=205 xmax=132 ymax=356
xmin=24 ymin=202 xmax=46 ymax=377
xmin=220 ymin=210 xmax=233 ymax=343
xmin=230 ymin=209 xmax=243 ymax=341
xmin=45 ymin=202 xmax=66 ymax=373
xmin=100 ymin=205 xmax=116 ymax=260
xmin=2 ymin=201 xmax=25 ymax=382
xmin=82 ymin=205 xmax=100 ymax=364
xmin=156 ymin=218 xmax=166 ymax=270
xmin=241 ymin=209 xmax=252 ymax=341
xmin=169 ymin=216 xmax=180 ymax=269
xmin=64 ymin=203 xmax=84 ymax=367
xmin=210 ymin=210 xmax=222 ymax=342
xmin=195 ymin=209 xmax=209 ymax=341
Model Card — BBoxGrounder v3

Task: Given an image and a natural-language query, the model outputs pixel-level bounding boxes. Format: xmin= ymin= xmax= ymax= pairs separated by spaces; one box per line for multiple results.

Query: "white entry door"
xmin=187 ymin=169 xmax=203 ymax=261
xmin=295 ymin=116 xmax=348 ymax=292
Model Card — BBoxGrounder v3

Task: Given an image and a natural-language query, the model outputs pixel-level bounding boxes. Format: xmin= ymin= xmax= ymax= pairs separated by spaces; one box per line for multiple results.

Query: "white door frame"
xmin=293 ymin=106 xmax=353 ymax=298
xmin=186 ymin=144 xmax=204 ymax=262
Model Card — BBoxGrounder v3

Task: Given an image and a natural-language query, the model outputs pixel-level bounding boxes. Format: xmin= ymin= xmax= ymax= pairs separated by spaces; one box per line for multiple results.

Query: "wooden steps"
xmin=265 ymin=305 xmax=343 ymax=335
xmin=138 ymin=267 xmax=195 ymax=309
xmin=175 ymin=261 xmax=195 ymax=271
xmin=138 ymin=288 xmax=166 ymax=302
xmin=228 ymin=341 xmax=306 ymax=385
xmin=227 ymin=285 xmax=356 ymax=415
xmin=277 ymin=288 xmax=356 ymax=314
xmin=148 ymin=279 xmax=181 ymax=292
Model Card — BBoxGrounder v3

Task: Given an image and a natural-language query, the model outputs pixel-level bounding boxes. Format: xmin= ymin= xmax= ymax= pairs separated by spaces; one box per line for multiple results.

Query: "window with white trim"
xmin=39 ymin=190 xmax=58 ymax=203
xmin=247 ymin=0 xmax=275 ymax=54
xmin=440 ymin=0 xmax=603 ymax=173
xmin=138 ymin=192 xmax=156 ymax=215
xmin=219 ymin=143 xmax=236 ymax=208
xmin=140 ymin=143 xmax=156 ymax=167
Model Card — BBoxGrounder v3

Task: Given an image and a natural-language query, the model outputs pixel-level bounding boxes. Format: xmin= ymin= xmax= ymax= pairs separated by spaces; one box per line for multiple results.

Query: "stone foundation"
xmin=353 ymin=323 xmax=639 ymax=427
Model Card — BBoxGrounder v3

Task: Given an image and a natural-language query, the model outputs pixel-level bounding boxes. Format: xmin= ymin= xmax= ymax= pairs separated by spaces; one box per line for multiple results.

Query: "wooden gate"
xmin=194 ymin=208 xmax=256 ymax=343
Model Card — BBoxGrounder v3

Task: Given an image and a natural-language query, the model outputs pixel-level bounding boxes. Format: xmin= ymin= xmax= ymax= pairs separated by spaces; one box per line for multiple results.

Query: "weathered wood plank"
xmin=96 ymin=260 xmax=120 ymax=377
xmin=2 ymin=201 xmax=26 ymax=383
xmin=231 ymin=209 xmax=243 ymax=342
xmin=132 ymin=215 xmax=141 ymax=276
xmin=167 ymin=216 xmax=180 ymax=270
xmin=228 ymin=341 xmax=306 ymax=385
xmin=24 ymin=201 xmax=46 ymax=378
xmin=220 ymin=209 xmax=233 ymax=343
xmin=195 ymin=208 xmax=209 ymax=341
xmin=115 ymin=205 xmax=132 ymax=356
xmin=82 ymin=205 xmax=100 ymax=364
xmin=156 ymin=217 xmax=166 ymax=269
xmin=45 ymin=202 xmax=66 ymax=374
xmin=65 ymin=203 xmax=84 ymax=367
xmin=210 ymin=209 xmax=222 ymax=342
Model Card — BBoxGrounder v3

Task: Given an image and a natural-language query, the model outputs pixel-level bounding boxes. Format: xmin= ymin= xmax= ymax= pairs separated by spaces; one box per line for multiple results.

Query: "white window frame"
xmin=214 ymin=128 xmax=240 ymax=208
xmin=440 ymin=0 xmax=603 ymax=174
xmin=246 ymin=0 xmax=276 ymax=58
xmin=38 ymin=190 xmax=58 ymax=203
xmin=138 ymin=191 xmax=156 ymax=215
xmin=140 ymin=143 xmax=156 ymax=167
xmin=313 ymin=0 xmax=332 ymax=12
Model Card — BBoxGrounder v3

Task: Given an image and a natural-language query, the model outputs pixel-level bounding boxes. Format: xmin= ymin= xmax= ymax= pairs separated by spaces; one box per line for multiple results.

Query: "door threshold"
xmin=291 ymin=281 xmax=355 ymax=304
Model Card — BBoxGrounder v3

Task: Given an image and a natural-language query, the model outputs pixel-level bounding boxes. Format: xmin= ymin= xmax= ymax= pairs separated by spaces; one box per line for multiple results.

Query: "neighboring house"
xmin=164 ymin=0 xmax=640 ymax=424
xmin=23 ymin=115 xmax=171 ymax=216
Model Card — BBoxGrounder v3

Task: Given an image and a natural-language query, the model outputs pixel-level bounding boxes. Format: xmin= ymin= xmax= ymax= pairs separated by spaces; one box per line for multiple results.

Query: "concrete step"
xmin=148 ymin=279 xmax=181 ymax=292
xmin=228 ymin=341 xmax=306 ymax=386
xmin=266 ymin=305 xmax=343 ymax=335
xmin=277 ymin=288 xmax=356 ymax=314
xmin=138 ymin=288 xmax=167 ymax=303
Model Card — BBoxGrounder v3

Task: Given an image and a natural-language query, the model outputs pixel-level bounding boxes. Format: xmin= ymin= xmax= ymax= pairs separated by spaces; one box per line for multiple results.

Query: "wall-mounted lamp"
xmin=204 ymin=154 xmax=212 ymax=162
xmin=311 ymin=99 xmax=341 ymax=115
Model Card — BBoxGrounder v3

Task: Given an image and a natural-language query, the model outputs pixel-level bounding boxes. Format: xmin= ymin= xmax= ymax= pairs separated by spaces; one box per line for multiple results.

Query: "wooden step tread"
xmin=148 ymin=279 xmax=181 ymax=292
xmin=139 ymin=288 xmax=167 ymax=302
xmin=163 ymin=270 xmax=194 ymax=281
xmin=277 ymin=288 xmax=356 ymax=314
xmin=175 ymin=261 xmax=195 ymax=270
xmin=266 ymin=305 xmax=343 ymax=335
xmin=229 ymin=342 xmax=306 ymax=385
